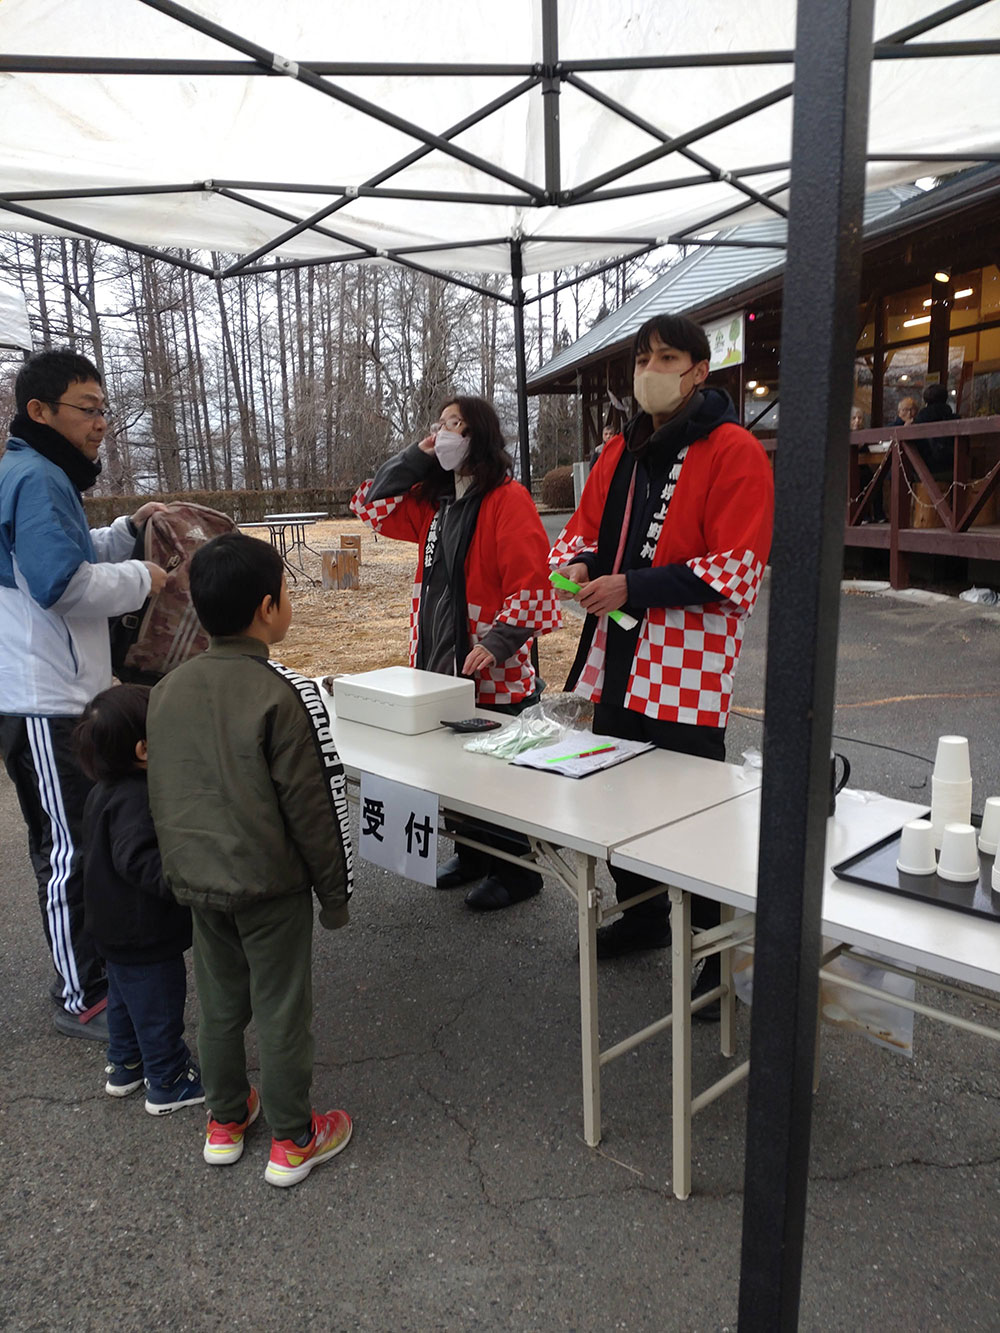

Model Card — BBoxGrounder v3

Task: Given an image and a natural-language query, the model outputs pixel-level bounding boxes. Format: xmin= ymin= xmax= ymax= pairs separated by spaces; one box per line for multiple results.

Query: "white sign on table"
xmin=358 ymin=772 xmax=439 ymax=885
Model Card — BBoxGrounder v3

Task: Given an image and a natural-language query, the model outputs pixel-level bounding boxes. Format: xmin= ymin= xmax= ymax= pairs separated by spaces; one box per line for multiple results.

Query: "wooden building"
xmin=528 ymin=167 xmax=1000 ymax=588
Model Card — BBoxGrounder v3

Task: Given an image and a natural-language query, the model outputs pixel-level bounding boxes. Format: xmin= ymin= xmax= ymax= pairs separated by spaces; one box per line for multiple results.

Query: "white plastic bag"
xmin=731 ymin=931 xmax=915 ymax=1056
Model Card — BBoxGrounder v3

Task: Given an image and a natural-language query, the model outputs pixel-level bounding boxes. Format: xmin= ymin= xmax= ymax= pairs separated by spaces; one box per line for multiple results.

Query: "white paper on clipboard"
xmin=509 ymin=731 xmax=654 ymax=779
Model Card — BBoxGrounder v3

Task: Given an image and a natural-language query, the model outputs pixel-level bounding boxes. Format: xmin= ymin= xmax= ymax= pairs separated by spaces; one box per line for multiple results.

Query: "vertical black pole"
xmin=511 ymin=239 xmax=532 ymax=487
xmin=540 ymin=0 xmax=561 ymax=201
xmin=737 ymin=2 xmax=874 ymax=1328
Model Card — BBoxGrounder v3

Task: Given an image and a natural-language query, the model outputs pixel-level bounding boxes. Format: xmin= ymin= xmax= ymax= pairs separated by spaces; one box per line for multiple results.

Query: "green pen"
xmin=545 ymin=744 xmax=616 ymax=764
xmin=549 ymin=570 xmax=639 ymax=630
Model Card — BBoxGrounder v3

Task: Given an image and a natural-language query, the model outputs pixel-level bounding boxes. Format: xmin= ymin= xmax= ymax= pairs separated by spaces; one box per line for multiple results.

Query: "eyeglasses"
xmin=430 ymin=415 xmax=465 ymax=434
xmin=47 ymin=400 xmax=112 ymax=421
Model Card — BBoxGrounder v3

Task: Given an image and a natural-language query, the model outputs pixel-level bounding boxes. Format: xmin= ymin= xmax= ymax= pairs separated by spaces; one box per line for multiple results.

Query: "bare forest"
xmin=0 ymin=234 xmax=666 ymax=497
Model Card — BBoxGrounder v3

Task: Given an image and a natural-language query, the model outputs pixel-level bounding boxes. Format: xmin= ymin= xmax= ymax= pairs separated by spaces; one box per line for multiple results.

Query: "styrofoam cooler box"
xmin=331 ymin=666 xmax=475 ymax=735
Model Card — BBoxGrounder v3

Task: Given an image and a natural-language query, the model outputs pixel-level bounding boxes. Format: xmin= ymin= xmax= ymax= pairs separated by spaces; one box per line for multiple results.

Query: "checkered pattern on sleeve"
xmin=687 ymin=548 xmax=763 ymax=615
xmin=349 ymin=478 xmax=405 ymax=530
xmin=467 ymin=609 xmax=534 ymax=705
xmin=405 ymin=580 xmax=421 ymax=667
xmin=548 ymin=528 xmax=596 ymax=569
xmin=624 ymin=607 xmax=745 ymax=728
xmin=496 ymin=586 xmax=562 ymax=636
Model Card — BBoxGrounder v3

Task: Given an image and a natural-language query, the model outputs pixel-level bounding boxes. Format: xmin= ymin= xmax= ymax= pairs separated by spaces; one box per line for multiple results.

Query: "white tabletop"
xmin=263 ymin=512 xmax=327 ymax=522
xmin=612 ymin=788 xmax=1000 ymax=991
xmin=319 ymin=686 xmax=758 ymax=859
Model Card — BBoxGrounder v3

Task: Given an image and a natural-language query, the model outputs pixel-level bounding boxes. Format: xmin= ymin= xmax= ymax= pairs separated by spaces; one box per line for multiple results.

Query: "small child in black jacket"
xmin=76 ymin=684 xmax=204 ymax=1116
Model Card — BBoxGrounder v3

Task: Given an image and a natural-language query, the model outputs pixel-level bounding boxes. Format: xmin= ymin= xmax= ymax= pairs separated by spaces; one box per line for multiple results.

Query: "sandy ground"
xmin=256 ymin=517 xmax=581 ymax=688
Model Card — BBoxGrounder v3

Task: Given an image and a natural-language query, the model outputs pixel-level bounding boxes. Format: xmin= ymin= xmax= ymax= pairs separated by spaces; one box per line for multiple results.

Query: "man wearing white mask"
xmin=550 ymin=315 xmax=773 ymax=1003
xmin=351 ymin=396 xmax=560 ymax=911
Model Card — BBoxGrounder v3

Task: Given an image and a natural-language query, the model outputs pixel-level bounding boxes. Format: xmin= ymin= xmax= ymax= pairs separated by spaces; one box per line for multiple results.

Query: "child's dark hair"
xmin=75 ymin=684 xmax=151 ymax=782
xmin=189 ymin=532 xmax=284 ymax=636
xmin=633 ymin=314 xmax=711 ymax=365
xmin=15 ymin=349 xmax=103 ymax=415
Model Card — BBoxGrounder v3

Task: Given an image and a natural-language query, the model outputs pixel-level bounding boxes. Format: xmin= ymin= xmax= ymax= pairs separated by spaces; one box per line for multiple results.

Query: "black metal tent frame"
xmin=2 ymin=0 xmax=998 ymax=1323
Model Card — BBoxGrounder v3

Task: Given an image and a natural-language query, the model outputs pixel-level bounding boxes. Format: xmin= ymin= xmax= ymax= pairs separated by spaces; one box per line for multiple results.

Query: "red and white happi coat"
xmin=549 ymin=424 xmax=774 ymax=728
xmin=350 ymin=476 xmax=561 ymax=706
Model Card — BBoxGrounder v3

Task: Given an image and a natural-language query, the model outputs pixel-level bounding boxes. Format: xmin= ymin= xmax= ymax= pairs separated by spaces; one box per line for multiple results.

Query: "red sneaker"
xmin=264 ymin=1109 xmax=352 ymax=1187
xmin=203 ymin=1088 xmax=261 ymax=1166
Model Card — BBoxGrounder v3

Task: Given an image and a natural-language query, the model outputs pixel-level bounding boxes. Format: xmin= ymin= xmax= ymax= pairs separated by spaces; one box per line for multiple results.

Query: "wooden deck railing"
xmin=844 ymin=416 xmax=1000 ymax=587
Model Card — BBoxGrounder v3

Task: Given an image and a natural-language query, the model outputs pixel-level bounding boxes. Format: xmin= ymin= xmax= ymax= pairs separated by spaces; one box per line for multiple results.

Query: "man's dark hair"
xmin=922 ymin=382 xmax=949 ymax=406
xmin=189 ymin=532 xmax=284 ymax=636
xmin=15 ymin=349 xmax=103 ymax=415
xmin=418 ymin=394 xmax=514 ymax=504
xmin=75 ymin=684 xmax=151 ymax=783
xmin=633 ymin=314 xmax=711 ymax=365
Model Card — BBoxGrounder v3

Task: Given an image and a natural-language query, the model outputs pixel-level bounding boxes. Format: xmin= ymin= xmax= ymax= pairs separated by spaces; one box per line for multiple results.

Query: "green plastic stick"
xmin=548 ymin=570 xmax=638 ymax=630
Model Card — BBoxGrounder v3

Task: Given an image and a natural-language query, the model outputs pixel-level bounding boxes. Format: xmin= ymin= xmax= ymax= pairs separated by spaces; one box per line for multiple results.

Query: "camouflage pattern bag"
xmin=110 ymin=502 xmax=238 ymax=684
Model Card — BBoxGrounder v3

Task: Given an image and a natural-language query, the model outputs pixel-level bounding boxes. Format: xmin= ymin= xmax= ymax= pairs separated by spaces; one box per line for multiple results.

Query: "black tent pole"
xmin=736 ymin=0 xmax=874 ymax=1327
xmin=510 ymin=239 xmax=532 ymax=488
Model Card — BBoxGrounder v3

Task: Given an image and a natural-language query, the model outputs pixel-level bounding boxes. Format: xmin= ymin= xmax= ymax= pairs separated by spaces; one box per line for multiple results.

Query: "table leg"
xmin=720 ymin=903 xmax=735 ymax=1059
xmin=670 ymin=885 xmax=692 ymax=1201
xmin=576 ymin=851 xmax=601 ymax=1147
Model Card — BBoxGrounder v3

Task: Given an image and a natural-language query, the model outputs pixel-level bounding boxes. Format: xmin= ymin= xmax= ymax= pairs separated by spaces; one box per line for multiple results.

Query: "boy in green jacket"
xmin=147 ymin=533 xmax=354 ymax=1187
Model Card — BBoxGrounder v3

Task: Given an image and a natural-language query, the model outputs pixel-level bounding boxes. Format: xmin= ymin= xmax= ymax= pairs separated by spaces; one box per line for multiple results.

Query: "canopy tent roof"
xmin=1 ymin=0 xmax=999 ymax=287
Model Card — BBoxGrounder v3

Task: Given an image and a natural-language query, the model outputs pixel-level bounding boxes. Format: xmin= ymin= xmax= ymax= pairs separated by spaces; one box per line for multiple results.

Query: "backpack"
xmin=110 ymin=501 xmax=238 ymax=684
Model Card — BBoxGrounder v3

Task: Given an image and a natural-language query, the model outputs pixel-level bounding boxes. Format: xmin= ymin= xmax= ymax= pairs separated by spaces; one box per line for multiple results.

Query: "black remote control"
xmin=440 ymin=718 xmax=503 ymax=733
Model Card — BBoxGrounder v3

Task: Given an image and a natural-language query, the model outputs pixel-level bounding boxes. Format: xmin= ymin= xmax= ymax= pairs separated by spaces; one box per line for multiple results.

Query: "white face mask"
xmin=433 ymin=429 xmax=470 ymax=472
xmin=633 ymin=367 xmax=694 ymax=417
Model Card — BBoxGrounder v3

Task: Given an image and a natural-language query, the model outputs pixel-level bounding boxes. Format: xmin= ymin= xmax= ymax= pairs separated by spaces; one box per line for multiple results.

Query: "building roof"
xmin=527 ymin=183 xmax=925 ymax=388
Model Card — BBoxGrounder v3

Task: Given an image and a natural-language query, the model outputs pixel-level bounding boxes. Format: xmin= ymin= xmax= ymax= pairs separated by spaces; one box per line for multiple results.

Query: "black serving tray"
xmin=833 ymin=812 xmax=1000 ymax=923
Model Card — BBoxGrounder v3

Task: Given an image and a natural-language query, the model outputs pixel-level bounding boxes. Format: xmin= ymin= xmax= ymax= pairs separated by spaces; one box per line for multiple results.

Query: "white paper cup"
xmin=930 ymin=776 xmax=973 ymax=848
xmin=896 ymin=819 xmax=937 ymax=875
xmin=992 ymin=859 xmax=1000 ymax=893
xmin=979 ymin=796 xmax=1000 ymax=855
xmin=934 ymin=735 xmax=972 ymax=783
xmin=937 ymin=822 xmax=981 ymax=883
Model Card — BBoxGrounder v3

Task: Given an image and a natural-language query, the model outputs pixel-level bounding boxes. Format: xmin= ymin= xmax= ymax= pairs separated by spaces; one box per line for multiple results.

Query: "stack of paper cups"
xmin=978 ymin=796 xmax=1000 ymax=855
xmin=930 ymin=735 xmax=972 ymax=850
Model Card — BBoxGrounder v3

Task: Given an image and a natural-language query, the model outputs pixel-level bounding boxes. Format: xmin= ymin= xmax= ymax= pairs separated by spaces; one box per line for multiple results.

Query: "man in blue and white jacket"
xmin=0 ymin=350 xmax=167 ymax=1040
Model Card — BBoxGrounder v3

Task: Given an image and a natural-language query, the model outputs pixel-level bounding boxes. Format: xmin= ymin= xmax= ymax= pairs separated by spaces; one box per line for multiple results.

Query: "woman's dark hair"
xmin=922 ymin=382 xmax=949 ymax=406
xmin=75 ymin=684 xmax=151 ymax=782
xmin=633 ymin=314 xmax=711 ymax=365
xmin=417 ymin=395 xmax=514 ymax=504
xmin=15 ymin=349 xmax=102 ymax=415
xmin=189 ymin=531 xmax=285 ymax=636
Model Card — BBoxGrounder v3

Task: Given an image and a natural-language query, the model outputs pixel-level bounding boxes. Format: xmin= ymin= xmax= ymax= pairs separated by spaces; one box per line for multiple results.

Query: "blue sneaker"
xmin=105 ymin=1060 xmax=144 ymax=1097
xmin=144 ymin=1064 xmax=205 ymax=1117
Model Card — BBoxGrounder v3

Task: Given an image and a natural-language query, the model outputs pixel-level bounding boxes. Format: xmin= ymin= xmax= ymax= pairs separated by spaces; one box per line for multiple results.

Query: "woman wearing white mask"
xmin=350 ymin=396 xmax=561 ymax=911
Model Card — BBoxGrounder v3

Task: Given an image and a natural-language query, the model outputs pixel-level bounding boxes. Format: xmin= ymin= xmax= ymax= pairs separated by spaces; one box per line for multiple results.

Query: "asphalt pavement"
xmin=2 ymin=582 xmax=999 ymax=1332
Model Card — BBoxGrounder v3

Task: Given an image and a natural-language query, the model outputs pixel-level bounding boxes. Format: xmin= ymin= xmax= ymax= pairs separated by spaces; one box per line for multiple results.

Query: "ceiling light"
xmin=754 ymin=385 xmax=768 ymax=396
xmin=900 ymin=374 xmax=909 ymax=382
xmin=954 ymin=287 xmax=974 ymax=299
xmin=746 ymin=380 xmax=758 ymax=389
xmin=934 ymin=267 xmax=951 ymax=284
xmin=903 ymin=315 xmax=931 ymax=327
xmin=922 ymin=299 xmax=933 ymax=308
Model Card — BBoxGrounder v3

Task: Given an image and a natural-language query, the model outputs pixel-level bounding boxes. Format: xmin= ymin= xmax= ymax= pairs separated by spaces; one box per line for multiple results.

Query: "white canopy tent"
xmin=2 ymin=3 xmax=999 ymax=1325
xmin=0 ymin=0 xmax=997 ymax=281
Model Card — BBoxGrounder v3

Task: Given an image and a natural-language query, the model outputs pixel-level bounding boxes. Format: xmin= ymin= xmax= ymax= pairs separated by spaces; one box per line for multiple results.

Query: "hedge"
xmin=539 ymin=465 xmax=576 ymax=510
xmin=82 ymin=486 xmax=357 ymax=528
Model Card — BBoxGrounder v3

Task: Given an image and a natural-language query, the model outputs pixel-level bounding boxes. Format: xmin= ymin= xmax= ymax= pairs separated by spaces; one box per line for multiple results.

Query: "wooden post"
xmin=340 ymin=533 xmax=362 ymax=560
xmin=321 ymin=549 xmax=359 ymax=590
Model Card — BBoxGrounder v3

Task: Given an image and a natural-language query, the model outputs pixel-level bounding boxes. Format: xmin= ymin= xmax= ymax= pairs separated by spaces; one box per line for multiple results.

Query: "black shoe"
xmin=53 ymin=995 xmax=110 ymax=1042
xmin=595 ymin=916 xmax=670 ymax=960
xmin=691 ymin=958 xmax=722 ymax=1023
xmin=436 ymin=855 xmax=483 ymax=890
xmin=464 ymin=873 xmax=542 ymax=911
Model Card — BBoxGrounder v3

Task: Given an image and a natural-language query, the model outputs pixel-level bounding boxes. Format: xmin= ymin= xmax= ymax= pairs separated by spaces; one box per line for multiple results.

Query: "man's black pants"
xmin=593 ymin=703 xmax=726 ymax=935
xmin=0 ymin=714 xmax=107 ymax=1013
